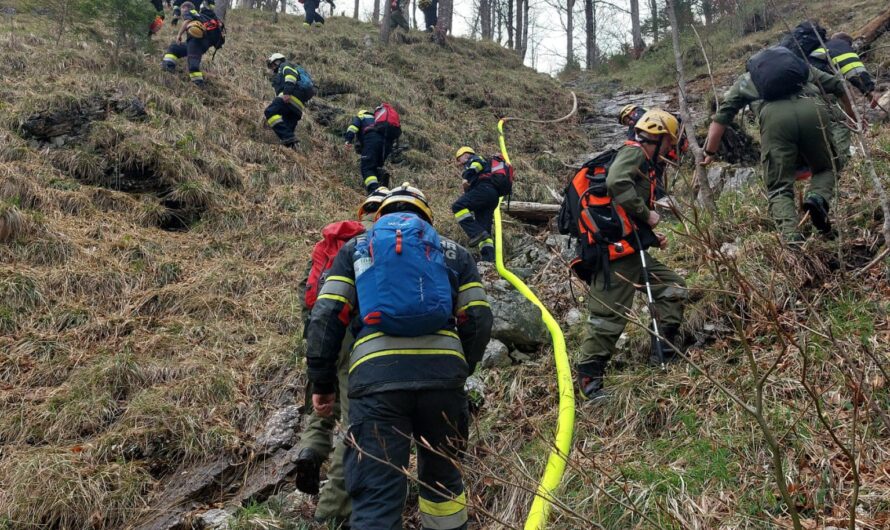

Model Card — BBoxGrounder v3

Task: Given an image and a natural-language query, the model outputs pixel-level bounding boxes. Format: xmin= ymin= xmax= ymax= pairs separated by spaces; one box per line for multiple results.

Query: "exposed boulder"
xmin=254 ymin=405 xmax=301 ymax=453
xmin=195 ymin=509 xmax=232 ymax=529
xmin=482 ymin=339 xmax=511 ymax=369
xmin=485 ymin=278 xmax=548 ymax=351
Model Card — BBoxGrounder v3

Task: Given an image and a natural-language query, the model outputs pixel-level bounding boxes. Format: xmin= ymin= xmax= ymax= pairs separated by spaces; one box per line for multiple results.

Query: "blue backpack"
xmin=292 ymin=65 xmax=315 ymax=103
xmin=354 ymin=213 xmax=454 ymax=337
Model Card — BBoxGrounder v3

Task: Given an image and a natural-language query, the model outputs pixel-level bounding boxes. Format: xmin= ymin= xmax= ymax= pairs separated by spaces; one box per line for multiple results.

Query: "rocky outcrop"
xmin=20 ymin=93 xmax=147 ymax=145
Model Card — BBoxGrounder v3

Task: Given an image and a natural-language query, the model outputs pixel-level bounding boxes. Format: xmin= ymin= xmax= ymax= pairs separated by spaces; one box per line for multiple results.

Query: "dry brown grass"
xmin=2 ymin=1 xmax=889 ymax=528
xmin=0 ymin=4 xmax=586 ymax=528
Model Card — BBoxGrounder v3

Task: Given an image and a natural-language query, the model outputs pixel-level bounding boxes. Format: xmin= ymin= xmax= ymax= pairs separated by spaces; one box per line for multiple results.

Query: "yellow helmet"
xmin=358 ymin=187 xmax=390 ymax=218
xmin=377 ymin=182 xmax=434 ymax=224
xmin=619 ymin=104 xmax=643 ymax=125
xmin=186 ymin=20 xmax=206 ymax=39
xmin=454 ymin=146 xmax=475 ymax=160
xmin=634 ymin=109 xmax=680 ymax=144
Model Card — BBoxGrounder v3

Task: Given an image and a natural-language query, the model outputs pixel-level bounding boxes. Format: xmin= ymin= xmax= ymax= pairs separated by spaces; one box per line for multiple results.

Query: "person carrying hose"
xmin=451 ymin=146 xmax=513 ymax=263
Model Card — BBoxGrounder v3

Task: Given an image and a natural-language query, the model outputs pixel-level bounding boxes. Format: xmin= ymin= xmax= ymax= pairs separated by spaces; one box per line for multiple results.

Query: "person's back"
xmin=307 ymin=184 xmax=492 ymax=530
xmin=703 ymin=47 xmax=853 ymax=239
xmin=810 ymin=34 xmax=875 ymax=97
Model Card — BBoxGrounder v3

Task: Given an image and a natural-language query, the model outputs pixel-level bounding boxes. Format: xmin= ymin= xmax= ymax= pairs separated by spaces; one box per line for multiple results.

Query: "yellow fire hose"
xmin=492 ymin=92 xmax=577 ymax=530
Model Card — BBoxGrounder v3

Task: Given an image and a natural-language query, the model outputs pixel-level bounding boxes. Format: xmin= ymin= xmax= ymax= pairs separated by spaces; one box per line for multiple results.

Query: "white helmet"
xmin=267 ymin=53 xmax=286 ymax=67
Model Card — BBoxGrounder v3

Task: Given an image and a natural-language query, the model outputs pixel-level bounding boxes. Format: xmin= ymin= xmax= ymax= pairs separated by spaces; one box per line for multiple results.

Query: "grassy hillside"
xmin=0 ymin=6 xmax=584 ymax=528
xmin=1 ymin=1 xmax=889 ymax=529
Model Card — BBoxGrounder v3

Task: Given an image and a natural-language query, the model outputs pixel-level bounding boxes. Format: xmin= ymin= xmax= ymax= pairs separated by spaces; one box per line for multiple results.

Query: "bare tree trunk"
xmin=381 ymin=0 xmax=392 ymax=42
xmin=521 ymin=0 xmax=529 ymax=58
xmin=507 ymin=0 xmax=514 ymax=48
xmin=412 ymin=0 xmax=417 ymax=29
xmin=665 ymin=0 xmax=715 ymax=209
xmin=353 ymin=0 xmax=359 ymax=18
xmin=215 ymin=0 xmax=231 ymax=21
xmin=630 ymin=0 xmax=644 ymax=57
xmin=584 ymin=0 xmax=595 ymax=68
xmin=433 ymin=0 xmax=452 ymax=44
xmin=565 ymin=0 xmax=575 ymax=67
xmin=373 ymin=0 xmax=381 ymax=23
xmin=515 ymin=0 xmax=523 ymax=51
xmin=649 ymin=0 xmax=658 ymax=42
xmin=480 ymin=0 xmax=491 ymax=39
xmin=496 ymin=0 xmax=502 ymax=43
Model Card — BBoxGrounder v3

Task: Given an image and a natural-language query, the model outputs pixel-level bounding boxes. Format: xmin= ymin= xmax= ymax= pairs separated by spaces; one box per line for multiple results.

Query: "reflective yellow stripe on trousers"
xmin=419 ymin=492 xmax=468 ymax=530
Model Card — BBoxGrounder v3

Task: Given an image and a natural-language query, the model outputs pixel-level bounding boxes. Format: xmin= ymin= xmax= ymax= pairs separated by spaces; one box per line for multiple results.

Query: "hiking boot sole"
xmin=295 ymin=456 xmax=321 ymax=495
xmin=803 ymin=199 xmax=832 ymax=234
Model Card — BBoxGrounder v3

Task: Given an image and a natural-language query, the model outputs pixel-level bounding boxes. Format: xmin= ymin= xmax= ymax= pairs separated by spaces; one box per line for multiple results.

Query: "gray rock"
xmin=719 ymin=242 xmax=739 ymax=259
xmin=545 ymin=234 xmax=575 ymax=262
xmin=510 ymin=350 xmax=533 ymax=363
xmin=255 ymin=405 xmax=301 ymax=453
xmin=485 ymin=280 xmax=548 ymax=350
xmin=565 ymin=308 xmax=584 ymax=327
xmin=482 ymin=339 xmax=511 ymax=369
xmin=707 ymin=166 xmax=725 ymax=191
xmin=464 ymin=374 xmax=485 ymax=397
xmin=725 ymin=167 xmax=756 ymax=192
xmin=196 ymin=508 xmax=231 ymax=529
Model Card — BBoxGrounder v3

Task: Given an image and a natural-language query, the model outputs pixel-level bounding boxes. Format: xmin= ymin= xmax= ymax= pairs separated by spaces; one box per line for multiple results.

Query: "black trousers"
xmin=422 ymin=1 xmax=438 ymax=30
xmin=452 ymin=180 xmax=500 ymax=246
xmin=346 ymin=389 xmax=469 ymax=530
xmin=304 ymin=0 xmax=325 ymax=24
xmin=360 ymin=132 xmax=394 ymax=192
xmin=163 ymin=38 xmax=210 ymax=84
xmin=264 ymin=97 xmax=302 ymax=145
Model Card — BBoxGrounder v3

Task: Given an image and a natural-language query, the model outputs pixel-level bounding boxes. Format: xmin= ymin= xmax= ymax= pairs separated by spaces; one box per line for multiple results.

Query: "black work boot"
xmin=803 ymin=194 xmax=832 ymax=235
xmin=649 ymin=324 xmax=683 ymax=366
xmin=294 ymin=447 xmax=323 ymax=495
xmin=479 ymin=245 xmax=495 ymax=263
xmin=281 ymin=137 xmax=299 ymax=149
xmin=576 ymin=359 xmax=608 ymax=401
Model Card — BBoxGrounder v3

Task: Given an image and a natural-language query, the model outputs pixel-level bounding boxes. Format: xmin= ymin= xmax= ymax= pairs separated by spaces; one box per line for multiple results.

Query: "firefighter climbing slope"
xmin=293 ymin=191 xmax=389 ymax=528
xmin=264 ymin=53 xmax=315 ymax=148
xmin=561 ymin=110 xmax=688 ymax=400
xmin=307 ymin=184 xmax=492 ymax=530
xmin=161 ymin=1 xmax=225 ymax=88
xmin=451 ymin=146 xmax=514 ymax=263
xmin=344 ymin=104 xmax=402 ymax=192
xmin=702 ymin=43 xmax=854 ymax=240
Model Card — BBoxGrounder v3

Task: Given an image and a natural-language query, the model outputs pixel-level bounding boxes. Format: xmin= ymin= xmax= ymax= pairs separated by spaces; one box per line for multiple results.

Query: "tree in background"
xmin=78 ymin=0 xmax=155 ymax=60
xmin=584 ymin=0 xmax=597 ymax=68
xmin=630 ymin=0 xmax=644 ymax=57
xmin=381 ymin=0 xmax=392 ymax=41
xmin=24 ymin=0 xmax=89 ymax=44
xmin=433 ymin=0 xmax=452 ymax=45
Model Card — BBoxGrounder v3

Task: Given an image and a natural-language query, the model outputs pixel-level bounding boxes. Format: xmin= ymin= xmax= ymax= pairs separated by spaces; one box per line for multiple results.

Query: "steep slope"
xmin=0 ymin=7 xmax=584 ymax=528
xmin=2 ymin=2 xmax=890 ymax=530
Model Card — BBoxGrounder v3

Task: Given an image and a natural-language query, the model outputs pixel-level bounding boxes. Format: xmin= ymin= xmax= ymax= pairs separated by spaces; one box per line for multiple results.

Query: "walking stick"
xmin=632 ymin=229 xmax=666 ymax=371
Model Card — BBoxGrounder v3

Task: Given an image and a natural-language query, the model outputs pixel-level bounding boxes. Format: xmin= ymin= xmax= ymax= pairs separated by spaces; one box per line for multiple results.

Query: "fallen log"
xmin=502 ymin=201 xmax=560 ymax=223
xmin=855 ymin=6 xmax=890 ymax=51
